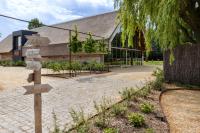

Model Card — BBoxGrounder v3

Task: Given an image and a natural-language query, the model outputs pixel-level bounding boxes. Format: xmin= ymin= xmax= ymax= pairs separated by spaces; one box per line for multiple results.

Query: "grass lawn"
xmin=144 ymin=61 xmax=163 ymax=66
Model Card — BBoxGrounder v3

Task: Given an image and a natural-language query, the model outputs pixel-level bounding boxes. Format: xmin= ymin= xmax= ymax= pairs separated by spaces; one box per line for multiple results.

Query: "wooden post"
xmin=23 ymin=34 xmax=52 ymax=133
xmin=34 ymin=69 xmax=42 ymax=133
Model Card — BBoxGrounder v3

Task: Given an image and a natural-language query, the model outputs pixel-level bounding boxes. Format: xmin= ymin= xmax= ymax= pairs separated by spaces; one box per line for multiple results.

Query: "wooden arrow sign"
xmin=23 ymin=84 xmax=52 ymax=95
xmin=26 ymin=49 xmax=41 ymax=59
xmin=26 ymin=61 xmax=42 ymax=71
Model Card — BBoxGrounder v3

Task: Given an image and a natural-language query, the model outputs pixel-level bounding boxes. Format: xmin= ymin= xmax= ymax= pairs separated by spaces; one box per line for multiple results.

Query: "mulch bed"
xmin=70 ymin=90 xmax=169 ymax=133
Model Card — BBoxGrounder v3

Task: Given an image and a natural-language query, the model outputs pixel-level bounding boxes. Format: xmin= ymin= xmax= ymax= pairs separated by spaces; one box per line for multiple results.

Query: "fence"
xmin=164 ymin=43 xmax=200 ymax=86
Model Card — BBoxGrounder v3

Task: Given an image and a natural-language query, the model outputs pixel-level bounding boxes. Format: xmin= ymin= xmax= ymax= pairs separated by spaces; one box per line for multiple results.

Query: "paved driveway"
xmin=0 ymin=66 xmax=156 ymax=133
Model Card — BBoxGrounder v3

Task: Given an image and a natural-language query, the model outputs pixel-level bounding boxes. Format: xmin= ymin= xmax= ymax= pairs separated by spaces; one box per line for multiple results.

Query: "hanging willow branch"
xmin=115 ymin=0 xmax=200 ymax=62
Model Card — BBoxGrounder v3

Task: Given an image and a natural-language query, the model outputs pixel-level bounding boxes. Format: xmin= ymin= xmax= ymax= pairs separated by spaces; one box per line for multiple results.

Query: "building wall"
xmin=40 ymin=54 xmax=104 ymax=63
xmin=164 ymin=44 xmax=200 ymax=86
xmin=0 ymin=52 xmax=12 ymax=61
xmin=23 ymin=44 xmax=105 ymax=63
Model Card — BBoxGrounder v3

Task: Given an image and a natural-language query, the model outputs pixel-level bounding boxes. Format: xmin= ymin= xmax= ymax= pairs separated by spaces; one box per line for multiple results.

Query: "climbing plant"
xmin=95 ymin=40 xmax=107 ymax=53
xmin=114 ymin=0 xmax=200 ymax=62
xmin=83 ymin=33 xmax=96 ymax=53
xmin=70 ymin=25 xmax=82 ymax=53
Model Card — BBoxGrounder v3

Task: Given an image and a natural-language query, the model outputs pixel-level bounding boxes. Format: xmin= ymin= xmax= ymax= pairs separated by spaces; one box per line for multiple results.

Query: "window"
xmin=17 ymin=36 xmax=22 ymax=50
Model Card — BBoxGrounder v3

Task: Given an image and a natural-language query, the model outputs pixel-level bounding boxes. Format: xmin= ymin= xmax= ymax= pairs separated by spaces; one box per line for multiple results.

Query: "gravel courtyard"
xmin=0 ymin=66 xmax=156 ymax=133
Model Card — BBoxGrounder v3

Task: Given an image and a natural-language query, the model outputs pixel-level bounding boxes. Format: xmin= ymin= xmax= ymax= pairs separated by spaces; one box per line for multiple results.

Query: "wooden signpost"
xmin=23 ymin=34 xmax=52 ymax=133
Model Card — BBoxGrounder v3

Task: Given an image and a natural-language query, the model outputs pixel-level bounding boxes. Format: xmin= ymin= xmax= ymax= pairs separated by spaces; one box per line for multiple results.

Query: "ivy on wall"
xmin=70 ymin=26 xmax=107 ymax=54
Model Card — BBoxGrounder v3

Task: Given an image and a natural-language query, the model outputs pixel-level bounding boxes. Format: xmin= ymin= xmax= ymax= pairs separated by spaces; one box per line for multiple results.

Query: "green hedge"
xmin=0 ymin=60 xmax=25 ymax=67
xmin=42 ymin=61 xmax=107 ymax=73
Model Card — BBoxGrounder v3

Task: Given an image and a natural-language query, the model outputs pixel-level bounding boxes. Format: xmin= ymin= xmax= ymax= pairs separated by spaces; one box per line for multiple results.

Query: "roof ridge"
xmin=52 ymin=10 xmax=117 ymax=26
xmin=32 ymin=11 xmax=117 ymax=31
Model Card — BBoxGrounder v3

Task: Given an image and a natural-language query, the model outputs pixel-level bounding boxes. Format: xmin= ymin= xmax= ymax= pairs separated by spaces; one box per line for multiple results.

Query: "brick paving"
xmin=0 ymin=66 xmax=155 ymax=133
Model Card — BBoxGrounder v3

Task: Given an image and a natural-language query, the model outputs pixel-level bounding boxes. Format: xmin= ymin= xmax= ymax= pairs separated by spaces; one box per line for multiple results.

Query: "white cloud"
xmin=0 ymin=0 xmax=114 ymax=40
xmin=75 ymin=0 xmax=113 ymax=7
xmin=0 ymin=0 xmax=83 ymax=24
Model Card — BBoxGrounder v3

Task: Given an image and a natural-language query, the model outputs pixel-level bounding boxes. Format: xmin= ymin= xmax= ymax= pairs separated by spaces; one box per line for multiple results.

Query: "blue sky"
xmin=0 ymin=0 xmax=114 ymax=40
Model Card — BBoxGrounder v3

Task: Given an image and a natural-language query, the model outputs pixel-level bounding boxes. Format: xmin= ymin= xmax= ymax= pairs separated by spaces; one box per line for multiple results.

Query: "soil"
xmin=160 ymin=89 xmax=200 ymax=133
xmin=70 ymin=90 xmax=169 ymax=133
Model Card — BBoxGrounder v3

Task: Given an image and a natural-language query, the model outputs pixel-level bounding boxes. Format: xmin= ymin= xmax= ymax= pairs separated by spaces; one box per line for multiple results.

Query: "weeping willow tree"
xmin=114 ymin=0 xmax=200 ymax=62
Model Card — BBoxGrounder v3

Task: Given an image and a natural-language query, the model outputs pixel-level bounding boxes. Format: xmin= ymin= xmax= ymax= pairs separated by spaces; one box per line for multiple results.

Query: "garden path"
xmin=0 ymin=66 xmax=156 ymax=133
xmin=161 ymin=88 xmax=200 ymax=133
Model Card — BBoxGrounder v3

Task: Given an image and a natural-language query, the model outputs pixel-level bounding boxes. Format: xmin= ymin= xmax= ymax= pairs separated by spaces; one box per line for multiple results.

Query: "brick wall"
xmin=0 ymin=52 xmax=12 ymax=61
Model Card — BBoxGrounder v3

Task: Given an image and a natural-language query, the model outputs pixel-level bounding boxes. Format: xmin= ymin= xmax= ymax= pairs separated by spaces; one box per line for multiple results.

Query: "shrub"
xmin=13 ymin=60 xmax=25 ymax=66
xmin=103 ymin=128 xmax=119 ymax=133
xmin=152 ymin=68 xmax=164 ymax=91
xmin=94 ymin=63 xmax=105 ymax=72
xmin=111 ymin=104 xmax=127 ymax=117
xmin=94 ymin=97 xmax=111 ymax=129
xmin=140 ymin=103 xmax=154 ymax=114
xmin=135 ymin=88 xmax=149 ymax=98
xmin=145 ymin=128 xmax=154 ymax=133
xmin=0 ymin=60 xmax=25 ymax=67
xmin=69 ymin=108 xmax=90 ymax=133
xmin=71 ymin=61 xmax=82 ymax=75
xmin=51 ymin=112 xmax=67 ymax=133
xmin=119 ymin=88 xmax=137 ymax=102
xmin=127 ymin=113 xmax=145 ymax=127
xmin=49 ymin=62 xmax=62 ymax=73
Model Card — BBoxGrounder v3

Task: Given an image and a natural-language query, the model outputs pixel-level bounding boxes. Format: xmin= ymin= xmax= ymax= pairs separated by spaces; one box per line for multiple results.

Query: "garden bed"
xmin=68 ymin=90 xmax=169 ymax=133
xmin=51 ymin=68 xmax=168 ymax=133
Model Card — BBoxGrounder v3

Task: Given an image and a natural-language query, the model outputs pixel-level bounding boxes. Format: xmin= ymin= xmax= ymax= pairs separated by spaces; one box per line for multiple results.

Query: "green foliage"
xmin=83 ymin=33 xmax=96 ymax=53
xmin=69 ymin=27 xmax=107 ymax=54
xmin=103 ymin=128 xmax=119 ymax=133
xmin=43 ymin=61 xmax=106 ymax=75
xmin=111 ymin=104 xmax=127 ymax=117
xmin=95 ymin=40 xmax=107 ymax=53
xmin=115 ymin=0 xmax=200 ymax=57
xmin=152 ymin=68 xmax=164 ymax=91
xmin=140 ymin=103 xmax=154 ymax=114
xmin=71 ymin=61 xmax=82 ymax=73
xmin=144 ymin=61 xmax=163 ymax=66
xmin=145 ymin=128 xmax=154 ymax=133
xmin=28 ymin=18 xmax=43 ymax=30
xmin=0 ymin=60 xmax=25 ymax=67
xmin=119 ymin=88 xmax=137 ymax=102
xmin=94 ymin=97 xmax=111 ymax=129
xmin=94 ymin=62 xmax=106 ymax=72
xmin=69 ymin=108 xmax=90 ymax=133
xmin=48 ymin=62 xmax=62 ymax=73
xmin=70 ymin=25 xmax=82 ymax=53
xmin=51 ymin=112 xmax=67 ymax=133
xmin=13 ymin=60 xmax=25 ymax=66
xmin=127 ymin=113 xmax=145 ymax=127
